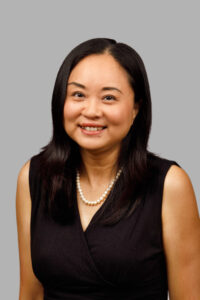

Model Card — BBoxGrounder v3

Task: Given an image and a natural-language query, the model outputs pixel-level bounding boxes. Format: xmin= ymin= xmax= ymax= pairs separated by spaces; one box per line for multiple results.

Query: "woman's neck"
xmin=79 ymin=146 xmax=120 ymax=188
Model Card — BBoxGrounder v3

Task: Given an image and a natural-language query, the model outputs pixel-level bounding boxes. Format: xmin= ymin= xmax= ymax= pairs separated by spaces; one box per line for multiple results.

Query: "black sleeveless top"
xmin=29 ymin=153 xmax=181 ymax=300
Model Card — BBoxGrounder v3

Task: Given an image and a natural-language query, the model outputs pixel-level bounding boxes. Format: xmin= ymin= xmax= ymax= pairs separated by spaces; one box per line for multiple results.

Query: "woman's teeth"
xmin=81 ymin=126 xmax=105 ymax=131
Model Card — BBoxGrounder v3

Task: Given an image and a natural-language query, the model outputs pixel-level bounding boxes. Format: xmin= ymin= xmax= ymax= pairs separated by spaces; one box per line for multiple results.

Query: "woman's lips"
xmin=79 ymin=123 xmax=106 ymax=128
xmin=79 ymin=125 xmax=106 ymax=136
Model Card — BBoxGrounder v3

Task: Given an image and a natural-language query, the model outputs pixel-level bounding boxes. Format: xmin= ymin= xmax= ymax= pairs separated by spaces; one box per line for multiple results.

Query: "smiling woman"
xmin=63 ymin=53 xmax=138 ymax=153
xmin=16 ymin=38 xmax=200 ymax=300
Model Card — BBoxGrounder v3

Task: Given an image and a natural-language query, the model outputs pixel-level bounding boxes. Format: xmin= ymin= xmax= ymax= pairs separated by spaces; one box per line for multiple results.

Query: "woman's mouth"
xmin=79 ymin=125 xmax=107 ymax=135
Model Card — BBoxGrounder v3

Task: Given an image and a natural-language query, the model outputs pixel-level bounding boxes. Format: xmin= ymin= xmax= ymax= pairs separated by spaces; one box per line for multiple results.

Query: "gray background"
xmin=1 ymin=1 xmax=199 ymax=299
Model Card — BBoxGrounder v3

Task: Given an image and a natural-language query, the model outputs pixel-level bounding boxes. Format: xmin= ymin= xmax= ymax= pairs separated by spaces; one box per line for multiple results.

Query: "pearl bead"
xmin=76 ymin=168 xmax=123 ymax=206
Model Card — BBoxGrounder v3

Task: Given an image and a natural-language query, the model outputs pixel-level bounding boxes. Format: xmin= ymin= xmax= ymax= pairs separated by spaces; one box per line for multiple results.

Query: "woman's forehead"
xmin=67 ymin=54 xmax=132 ymax=91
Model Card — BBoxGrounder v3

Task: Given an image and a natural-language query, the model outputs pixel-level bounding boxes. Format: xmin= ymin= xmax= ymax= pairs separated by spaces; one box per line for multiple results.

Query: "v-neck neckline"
xmin=75 ymin=186 xmax=109 ymax=234
xmin=73 ymin=166 xmax=124 ymax=235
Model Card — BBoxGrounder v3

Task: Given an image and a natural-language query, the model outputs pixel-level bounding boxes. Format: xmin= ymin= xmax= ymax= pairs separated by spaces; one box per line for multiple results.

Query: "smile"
xmin=80 ymin=126 xmax=104 ymax=131
xmin=79 ymin=125 xmax=106 ymax=135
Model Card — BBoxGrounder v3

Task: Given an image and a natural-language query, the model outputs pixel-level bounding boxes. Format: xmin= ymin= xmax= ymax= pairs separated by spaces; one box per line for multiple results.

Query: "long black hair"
xmin=36 ymin=37 xmax=160 ymax=226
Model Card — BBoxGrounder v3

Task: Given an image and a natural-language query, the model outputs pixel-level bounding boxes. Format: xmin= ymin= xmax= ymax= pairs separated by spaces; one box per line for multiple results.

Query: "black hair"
xmin=36 ymin=37 xmax=160 ymax=226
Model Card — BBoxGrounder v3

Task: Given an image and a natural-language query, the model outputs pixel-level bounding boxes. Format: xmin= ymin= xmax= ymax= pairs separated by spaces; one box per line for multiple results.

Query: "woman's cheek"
xmin=107 ymin=110 xmax=127 ymax=126
xmin=64 ymin=101 xmax=80 ymax=120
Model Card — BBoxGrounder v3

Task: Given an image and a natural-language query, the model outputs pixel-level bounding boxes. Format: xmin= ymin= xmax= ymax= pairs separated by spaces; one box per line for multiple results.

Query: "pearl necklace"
xmin=76 ymin=168 xmax=123 ymax=206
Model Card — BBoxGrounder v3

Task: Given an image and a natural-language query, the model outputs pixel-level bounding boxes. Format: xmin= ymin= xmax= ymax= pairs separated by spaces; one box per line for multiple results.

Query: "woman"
xmin=16 ymin=38 xmax=200 ymax=299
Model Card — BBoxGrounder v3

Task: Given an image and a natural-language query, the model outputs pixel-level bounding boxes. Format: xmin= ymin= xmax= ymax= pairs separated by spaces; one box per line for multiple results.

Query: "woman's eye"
xmin=104 ymin=95 xmax=116 ymax=101
xmin=72 ymin=92 xmax=84 ymax=98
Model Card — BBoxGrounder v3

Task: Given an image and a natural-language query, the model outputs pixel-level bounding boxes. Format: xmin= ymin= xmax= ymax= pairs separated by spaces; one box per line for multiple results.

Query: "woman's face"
xmin=63 ymin=53 xmax=139 ymax=154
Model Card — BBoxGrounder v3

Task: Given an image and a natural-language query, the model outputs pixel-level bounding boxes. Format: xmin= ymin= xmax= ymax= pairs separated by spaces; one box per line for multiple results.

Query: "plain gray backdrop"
xmin=1 ymin=1 xmax=199 ymax=299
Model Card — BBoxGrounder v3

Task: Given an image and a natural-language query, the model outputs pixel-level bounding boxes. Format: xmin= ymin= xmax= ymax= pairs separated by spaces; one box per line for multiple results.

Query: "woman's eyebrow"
xmin=67 ymin=82 xmax=85 ymax=89
xmin=102 ymin=87 xmax=123 ymax=94
xmin=67 ymin=81 xmax=123 ymax=94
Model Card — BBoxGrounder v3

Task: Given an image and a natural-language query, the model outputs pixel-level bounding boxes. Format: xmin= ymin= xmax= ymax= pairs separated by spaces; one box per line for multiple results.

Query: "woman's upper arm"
xmin=162 ymin=165 xmax=200 ymax=300
xmin=16 ymin=160 xmax=44 ymax=300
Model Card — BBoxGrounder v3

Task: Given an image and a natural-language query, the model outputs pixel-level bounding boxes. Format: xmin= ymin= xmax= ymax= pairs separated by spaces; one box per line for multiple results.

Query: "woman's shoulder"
xmin=28 ymin=152 xmax=44 ymax=175
xmin=17 ymin=152 xmax=43 ymax=187
xmin=145 ymin=152 xmax=182 ymax=192
xmin=17 ymin=159 xmax=31 ymax=187
xmin=147 ymin=151 xmax=181 ymax=171
xmin=29 ymin=152 xmax=43 ymax=165
xmin=16 ymin=160 xmax=32 ymax=219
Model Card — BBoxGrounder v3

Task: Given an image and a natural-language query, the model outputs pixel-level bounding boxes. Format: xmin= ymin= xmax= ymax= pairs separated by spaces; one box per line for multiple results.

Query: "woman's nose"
xmin=82 ymin=99 xmax=102 ymax=118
